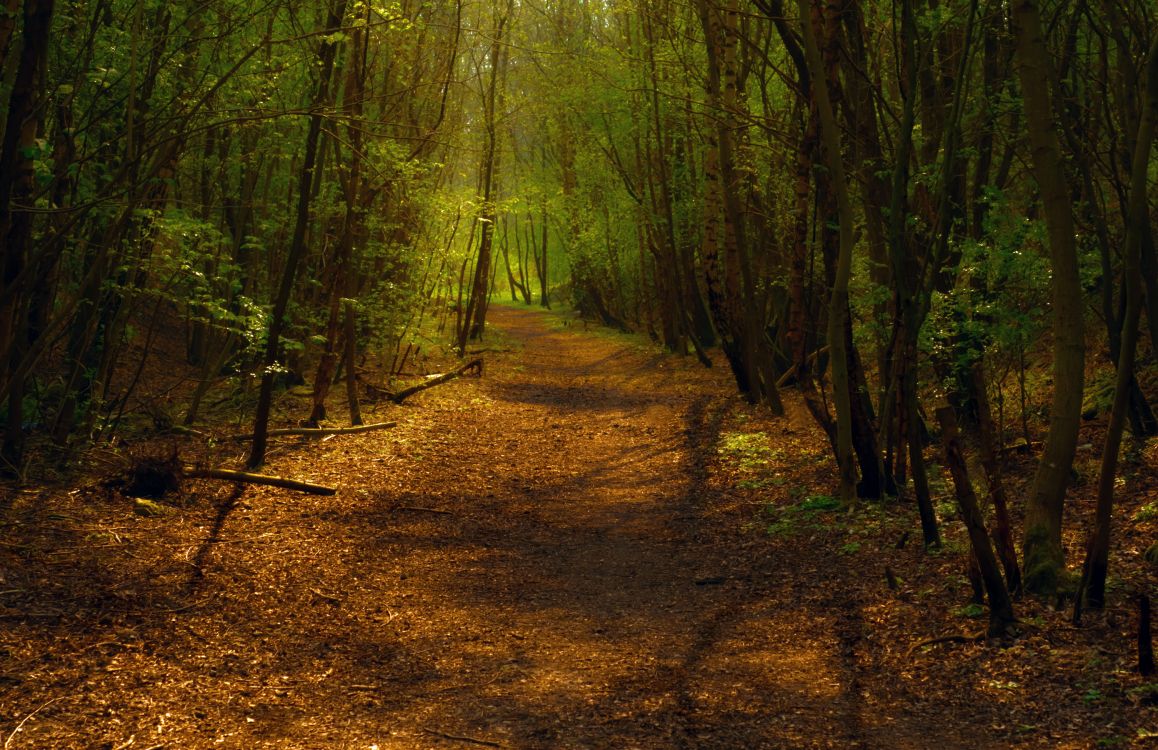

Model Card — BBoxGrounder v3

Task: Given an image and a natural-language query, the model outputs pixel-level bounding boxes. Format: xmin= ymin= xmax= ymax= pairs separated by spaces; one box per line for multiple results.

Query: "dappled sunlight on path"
xmin=323 ymin=305 xmax=990 ymax=749
xmin=0 ymin=304 xmax=1004 ymax=749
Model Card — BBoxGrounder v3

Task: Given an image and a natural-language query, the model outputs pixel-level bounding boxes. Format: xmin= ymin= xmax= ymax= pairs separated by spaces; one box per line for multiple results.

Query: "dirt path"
xmin=0 ymin=305 xmax=1007 ymax=748
xmin=364 ymin=305 xmax=855 ymax=749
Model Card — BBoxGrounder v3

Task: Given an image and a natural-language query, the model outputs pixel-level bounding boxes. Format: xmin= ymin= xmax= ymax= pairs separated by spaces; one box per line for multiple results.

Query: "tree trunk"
xmin=1080 ymin=35 xmax=1158 ymax=611
xmin=458 ymin=5 xmax=509 ymax=352
xmin=0 ymin=0 xmax=56 ymax=471
xmin=1012 ymin=0 xmax=1086 ymax=595
xmin=248 ymin=0 xmax=348 ymax=469
xmin=309 ymin=17 xmax=369 ymax=427
xmin=796 ymin=0 xmax=856 ymax=504
xmin=343 ymin=299 xmax=363 ymax=426
xmin=971 ymin=361 xmax=1022 ymax=595
xmin=937 ymin=407 xmax=1017 ymax=637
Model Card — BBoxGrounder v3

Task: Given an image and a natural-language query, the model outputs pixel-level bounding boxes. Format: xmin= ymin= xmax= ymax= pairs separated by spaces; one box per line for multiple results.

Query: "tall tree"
xmin=1080 ymin=35 xmax=1158 ymax=611
xmin=1011 ymin=0 xmax=1086 ymax=595
xmin=457 ymin=1 xmax=511 ymax=353
xmin=249 ymin=0 xmax=349 ymax=469
xmin=795 ymin=0 xmax=856 ymax=504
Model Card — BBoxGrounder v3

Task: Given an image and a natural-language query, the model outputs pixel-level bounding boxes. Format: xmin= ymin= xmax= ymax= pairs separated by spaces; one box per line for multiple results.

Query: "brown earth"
xmin=0 ymin=304 xmax=1154 ymax=748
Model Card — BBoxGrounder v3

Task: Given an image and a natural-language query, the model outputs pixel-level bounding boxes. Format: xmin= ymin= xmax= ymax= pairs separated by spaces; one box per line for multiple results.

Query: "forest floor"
xmin=0 ymin=304 xmax=1156 ymax=748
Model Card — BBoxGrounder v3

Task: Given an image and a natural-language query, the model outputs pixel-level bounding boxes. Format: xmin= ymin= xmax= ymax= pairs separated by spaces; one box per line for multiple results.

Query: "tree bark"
xmin=1011 ymin=0 xmax=1086 ymax=595
xmin=937 ymin=407 xmax=1017 ymax=637
xmin=458 ymin=4 xmax=509 ymax=352
xmin=248 ymin=0 xmax=348 ymax=469
xmin=1080 ymin=35 xmax=1158 ymax=611
xmin=0 ymin=0 xmax=56 ymax=471
xmin=796 ymin=0 xmax=856 ymax=504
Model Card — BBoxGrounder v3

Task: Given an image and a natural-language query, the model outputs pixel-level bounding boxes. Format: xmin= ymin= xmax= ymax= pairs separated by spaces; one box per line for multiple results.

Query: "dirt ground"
xmin=0 ymin=304 xmax=1154 ymax=748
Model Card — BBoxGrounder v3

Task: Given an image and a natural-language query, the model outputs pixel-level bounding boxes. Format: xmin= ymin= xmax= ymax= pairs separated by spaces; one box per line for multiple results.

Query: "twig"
xmin=309 ymin=588 xmax=343 ymax=604
xmin=227 ymin=421 xmax=397 ymax=441
xmin=398 ymin=506 xmax=453 ymax=515
xmin=4 ymin=696 xmax=64 ymax=748
xmin=164 ymin=425 xmax=208 ymax=438
xmin=421 ymin=727 xmax=505 ymax=748
xmin=905 ymin=632 xmax=985 ymax=659
xmin=185 ymin=468 xmax=336 ymax=495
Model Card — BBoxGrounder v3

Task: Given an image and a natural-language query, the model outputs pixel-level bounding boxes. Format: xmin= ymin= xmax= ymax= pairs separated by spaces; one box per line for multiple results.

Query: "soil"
xmin=0 ymin=304 xmax=1155 ymax=748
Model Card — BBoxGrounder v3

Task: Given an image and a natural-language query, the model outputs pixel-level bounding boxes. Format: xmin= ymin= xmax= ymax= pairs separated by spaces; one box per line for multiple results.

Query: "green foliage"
xmin=718 ymin=431 xmax=782 ymax=470
xmin=954 ymin=602 xmax=987 ymax=618
xmin=761 ymin=494 xmax=845 ymax=538
xmin=1082 ymin=369 xmax=1118 ymax=419
xmin=153 ymin=213 xmax=268 ymax=361
xmin=798 ymin=494 xmax=842 ymax=513
xmin=925 ymin=197 xmax=1052 ymax=388
xmin=1082 ymin=688 xmax=1104 ymax=704
xmin=1127 ymin=683 xmax=1158 ymax=701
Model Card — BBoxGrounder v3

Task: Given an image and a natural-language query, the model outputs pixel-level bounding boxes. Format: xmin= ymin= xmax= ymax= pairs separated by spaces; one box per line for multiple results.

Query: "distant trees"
xmin=498 ymin=0 xmax=1156 ymax=613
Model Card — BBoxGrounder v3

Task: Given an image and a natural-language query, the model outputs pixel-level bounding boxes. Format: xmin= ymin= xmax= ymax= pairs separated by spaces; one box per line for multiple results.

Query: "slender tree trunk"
xmin=1081 ymin=36 xmax=1158 ymax=610
xmin=343 ymin=299 xmax=363 ymax=426
xmin=938 ymin=407 xmax=1017 ymax=636
xmin=0 ymin=0 xmax=56 ymax=471
xmin=248 ymin=0 xmax=348 ymax=469
xmin=309 ymin=17 xmax=369 ymax=426
xmin=538 ymin=202 xmax=550 ymax=308
xmin=796 ymin=0 xmax=856 ymax=504
xmin=1012 ymin=0 xmax=1086 ymax=595
xmin=972 ymin=361 xmax=1022 ymax=594
xmin=459 ymin=5 xmax=509 ymax=352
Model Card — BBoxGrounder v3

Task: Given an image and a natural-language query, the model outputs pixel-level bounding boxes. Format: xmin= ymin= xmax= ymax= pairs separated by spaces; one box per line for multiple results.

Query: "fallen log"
xmin=391 ymin=358 xmax=483 ymax=404
xmin=228 ymin=420 xmax=397 ymax=441
xmin=185 ymin=467 xmax=336 ymax=495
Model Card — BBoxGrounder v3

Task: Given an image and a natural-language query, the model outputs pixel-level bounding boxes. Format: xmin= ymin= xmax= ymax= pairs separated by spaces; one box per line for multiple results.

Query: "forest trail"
xmin=0 ymin=305 xmax=1006 ymax=748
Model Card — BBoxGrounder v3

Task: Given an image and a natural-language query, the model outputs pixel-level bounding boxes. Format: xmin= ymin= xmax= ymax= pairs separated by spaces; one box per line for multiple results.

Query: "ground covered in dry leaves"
xmin=1 ymin=304 xmax=1156 ymax=748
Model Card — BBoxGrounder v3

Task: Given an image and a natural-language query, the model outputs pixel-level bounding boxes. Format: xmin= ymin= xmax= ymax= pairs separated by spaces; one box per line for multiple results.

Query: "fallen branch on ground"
xmin=421 ymin=727 xmax=505 ymax=748
xmin=228 ymin=421 xmax=397 ymax=441
xmin=358 ymin=377 xmax=394 ymax=402
xmin=4 ymin=697 xmax=64 ymax=749
xmin=905 ymin=631 xmax=985 ymax=658
xmin=186 ymin=468 xmax=336 ymax=495
xmin=390 ymin=358 xmax=483 ymax=404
